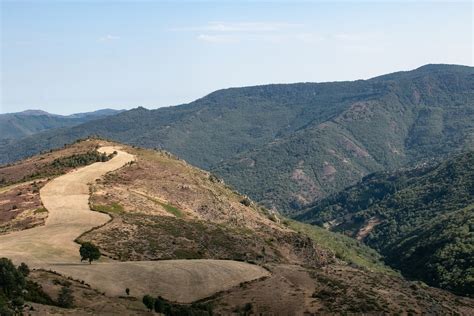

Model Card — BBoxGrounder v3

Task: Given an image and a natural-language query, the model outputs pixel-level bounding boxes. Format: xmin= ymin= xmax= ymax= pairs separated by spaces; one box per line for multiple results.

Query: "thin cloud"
xmin=333 ymin=32 xmax=382 ymax=42
xmin=197 ymin=34 xmax=238 ymax=43
xmin=172 ymin=21 xmax=303 ymax=33
xmin=98 ymin=34 xmax=120 ymax=42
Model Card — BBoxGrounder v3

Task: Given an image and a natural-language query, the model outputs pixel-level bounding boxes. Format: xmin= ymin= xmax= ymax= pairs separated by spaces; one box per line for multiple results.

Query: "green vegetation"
xmin=0 ymin=258 xmax=54 ymax=314
xmin=1 ymin=65 xmax=472 ymax=215
xmin=0 ymin=109 xmax=121 ymax=141
xmin=132 ymin=191 xmax=184 ymax=218
xmin=57 ymin=286 xmax=74 ymax=308
xmin=34 ymin=207 xmax=48 ymax=214
xmin=287 ymin=220 xmax=395 ymax=274
xmin=142 ymin=295 xmax=213 ymax=315
xmin=91 ymin=203 xmax=124 ymax=214
xmin=158 ymin=202 xmax=183 ymax=218
xmin=79 ymin=242 xmax=101 ymax=264
xmin=142 ymin=295 xmax=155 ymax=311
xmin=52 ymin=150 xmax=114 ymax=169
xmin=297 ymin=151 xmax=474 ymax=296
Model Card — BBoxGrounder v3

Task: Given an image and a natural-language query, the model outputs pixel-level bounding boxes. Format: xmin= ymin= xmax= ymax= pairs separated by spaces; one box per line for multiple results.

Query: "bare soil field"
xmin=0 ymin=147 xmax=269 ymax=303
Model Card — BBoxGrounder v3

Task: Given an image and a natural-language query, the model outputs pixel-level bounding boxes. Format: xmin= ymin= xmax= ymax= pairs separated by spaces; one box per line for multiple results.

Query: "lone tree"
xmin=79 ymin=242 xmax=101 ymax=264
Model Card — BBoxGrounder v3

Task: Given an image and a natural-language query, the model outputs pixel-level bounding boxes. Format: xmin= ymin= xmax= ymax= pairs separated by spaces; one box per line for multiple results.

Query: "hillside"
xmin=296 ymin=151 xmax=474 ymax=296
xmin=1 ymin=140 xmax=473 ymax=314
xmin=0 ymin=64 xmax=473 ymax=215
xmin=0 ymin=109 xmax=122 ymax=141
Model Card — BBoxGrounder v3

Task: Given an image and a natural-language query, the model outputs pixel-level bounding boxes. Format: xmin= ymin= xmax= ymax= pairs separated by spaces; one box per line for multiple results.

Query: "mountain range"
xmin=0 ymin=109 xmax=123 ymax=141
xmin=0 ymin=64 xmax=472 ymax=216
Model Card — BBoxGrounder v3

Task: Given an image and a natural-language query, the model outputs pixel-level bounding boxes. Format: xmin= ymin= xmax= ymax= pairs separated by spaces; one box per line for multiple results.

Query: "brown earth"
xmin=82 ymin=146 xmax=332 ymax=267
xmin=0 ymin=180 xmax=47 ymax=234
xmin=207 ymin=264 xmax=474 ymax=315
xmin=25 ymin=269 xmax=148 ymax=315
xmin=0 ymin=146 xmax=269 ymax=303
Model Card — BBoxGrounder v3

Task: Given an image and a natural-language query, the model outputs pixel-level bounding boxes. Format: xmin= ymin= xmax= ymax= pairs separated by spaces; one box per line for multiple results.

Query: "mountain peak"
xmin=16 ymin=109 xmax=55 ymax=116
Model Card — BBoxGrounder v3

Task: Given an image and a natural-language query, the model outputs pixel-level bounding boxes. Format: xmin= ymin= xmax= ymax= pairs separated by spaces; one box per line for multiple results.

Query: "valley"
xmin=1 ymin=140 xmax=473 ymax=314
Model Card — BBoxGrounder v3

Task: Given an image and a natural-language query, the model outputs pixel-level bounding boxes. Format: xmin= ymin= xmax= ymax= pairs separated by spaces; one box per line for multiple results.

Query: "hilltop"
xmin=0 ymin=140 xmax=473 ymax=314
xmin=296 ymin=151 xmax=474 ymax=296
xmin=0 ymin=64 xmax=473 ymax=215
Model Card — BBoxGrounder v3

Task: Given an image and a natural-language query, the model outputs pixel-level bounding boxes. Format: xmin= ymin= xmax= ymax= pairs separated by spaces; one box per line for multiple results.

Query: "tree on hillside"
xmin=79 ymin=242 xmax=101 ymax=264
xmin=142 ymin=295 xmax=155 ymax=311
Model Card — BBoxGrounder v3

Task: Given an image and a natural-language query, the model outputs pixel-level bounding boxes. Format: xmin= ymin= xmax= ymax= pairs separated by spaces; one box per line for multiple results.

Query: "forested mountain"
xmin=296 ymin=151 xmax=474 ymax=296
xmin=0 ymin=109 xmax=123 ymax=141
xmin=1 ymin=64 xmax=473 ymax=215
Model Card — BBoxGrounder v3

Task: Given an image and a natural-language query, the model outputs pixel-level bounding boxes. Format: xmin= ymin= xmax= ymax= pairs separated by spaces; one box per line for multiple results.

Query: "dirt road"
xmin=0 ymin=147 xmax=269 ymax=302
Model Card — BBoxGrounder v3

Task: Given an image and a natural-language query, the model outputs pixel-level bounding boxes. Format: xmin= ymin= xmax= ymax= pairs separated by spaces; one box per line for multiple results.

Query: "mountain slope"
xmin=213 ymin=64 xmax=474 ymax=212
xmin=1 ymin=140 xmax=473 ymax=314
xmin=0 ymin=109 xmax=123 ymax=141
xmin=296 ymin=151 xmax=474 ymax=296
xmin=1 ymin=64 xmax=473 ymax=215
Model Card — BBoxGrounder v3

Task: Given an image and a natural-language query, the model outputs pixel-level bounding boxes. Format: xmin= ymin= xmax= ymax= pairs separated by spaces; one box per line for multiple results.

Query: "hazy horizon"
xmin=2 ymin=1 xmax=472 ymax=115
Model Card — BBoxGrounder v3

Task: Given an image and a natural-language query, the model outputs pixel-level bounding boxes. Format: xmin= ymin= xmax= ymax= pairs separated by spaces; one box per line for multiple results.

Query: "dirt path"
xmin=0 ymin=147 xmax=269 ymax=303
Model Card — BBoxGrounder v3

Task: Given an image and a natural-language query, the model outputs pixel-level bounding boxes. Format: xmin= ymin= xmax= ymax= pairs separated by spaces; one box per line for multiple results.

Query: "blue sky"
xmin=1 ymin=1 xmax=472 ymax=114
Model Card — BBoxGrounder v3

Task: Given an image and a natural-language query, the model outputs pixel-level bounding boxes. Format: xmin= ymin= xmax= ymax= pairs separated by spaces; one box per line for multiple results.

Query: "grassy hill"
xmin=1 ymin=64 xmax=473 ymax=215
xmin=296 ymin=151 xmax=474 ymax=296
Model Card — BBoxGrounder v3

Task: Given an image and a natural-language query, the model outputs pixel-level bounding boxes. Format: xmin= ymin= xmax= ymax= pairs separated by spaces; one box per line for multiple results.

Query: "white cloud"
xmin=333 ymin=32 xmax=382 ymax=42
xmin=172 ymin=21 xmax=303 ymax=33
xmin=295 ymin=33 xmax=325 ymax=43
xmin=99 ymin=34 xmax=120 ymax=42
xmin=197 ymin=34 xmax=238 ymax=43
xmin=175 ymin=21 xmax=334 ymax=45
xmin=202 ymin=21 xmax=303 ymax=32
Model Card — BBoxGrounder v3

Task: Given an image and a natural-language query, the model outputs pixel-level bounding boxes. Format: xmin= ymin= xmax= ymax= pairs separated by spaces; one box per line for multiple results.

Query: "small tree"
xmin=142 ymin=295 xmax=155 ymax=311
xmin=57 ymin=286 xmax=74 ymax=308
xmin=18 ymin=262 xmax=30 ymax=277
xmin=79 ymin=242 xmax=101 ymax=264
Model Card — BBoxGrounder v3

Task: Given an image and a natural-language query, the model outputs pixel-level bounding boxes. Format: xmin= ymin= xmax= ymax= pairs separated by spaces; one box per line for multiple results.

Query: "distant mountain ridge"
xmin=0 ymin=108 xmax=124 ymax=141
xmin=0 ymin=64 xmax=473 ymax=215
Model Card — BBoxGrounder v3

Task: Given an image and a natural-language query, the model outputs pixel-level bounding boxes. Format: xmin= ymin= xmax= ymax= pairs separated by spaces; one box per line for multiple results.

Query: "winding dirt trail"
xmin=0 ymin=147 xmax=269 ymax=303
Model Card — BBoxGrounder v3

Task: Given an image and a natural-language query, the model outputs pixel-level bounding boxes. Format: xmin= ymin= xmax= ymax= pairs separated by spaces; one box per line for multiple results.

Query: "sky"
xmin=1 ymin=0 xmax=473 ymax=115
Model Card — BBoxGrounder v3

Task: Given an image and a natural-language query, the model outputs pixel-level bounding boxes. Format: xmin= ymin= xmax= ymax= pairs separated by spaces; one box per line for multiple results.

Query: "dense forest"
xmin=296 ymin=151 xmax=474 ymax=296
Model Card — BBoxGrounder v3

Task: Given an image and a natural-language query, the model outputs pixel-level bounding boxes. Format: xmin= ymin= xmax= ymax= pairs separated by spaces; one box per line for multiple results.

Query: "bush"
xmin=57 ymin=286 xmax=74 ymax=308
xmin=142 ymin=295 xmax=155 ymax=311
xmin=18 ymin=263 xmax=30 ymax=277
xmin=240 ymin=197 xmax=251 ymax=207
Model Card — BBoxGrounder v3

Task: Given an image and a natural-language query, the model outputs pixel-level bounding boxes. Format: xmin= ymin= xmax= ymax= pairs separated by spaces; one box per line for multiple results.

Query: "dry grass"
xmin=208 ymin=264 xmax=474 ymax=315
xmin=85 ymin=146 xmax=333 ymax=267
xmin=0 ymin=145 xmax=269 ymax=304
